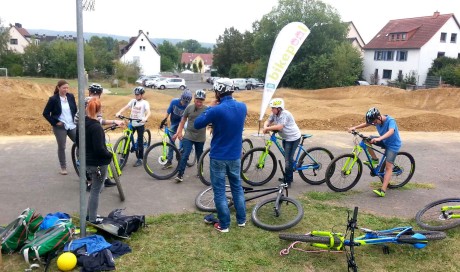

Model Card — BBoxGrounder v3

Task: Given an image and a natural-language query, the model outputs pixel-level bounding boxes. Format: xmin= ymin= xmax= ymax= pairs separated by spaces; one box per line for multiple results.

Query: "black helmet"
xmin=134 ymin=86 xmax=145 ymax=95
xmin=366 ymin=107 xmax=381 ymax=124
xmin=195 ymin=89 xmax=206 ymax=100
xmin=88 ymin=83 xmax=103 ymax=95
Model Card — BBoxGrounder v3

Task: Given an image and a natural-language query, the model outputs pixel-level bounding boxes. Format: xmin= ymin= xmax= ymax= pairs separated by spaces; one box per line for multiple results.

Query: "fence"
xmin=0 ymin=68 xmax=7 ymax=77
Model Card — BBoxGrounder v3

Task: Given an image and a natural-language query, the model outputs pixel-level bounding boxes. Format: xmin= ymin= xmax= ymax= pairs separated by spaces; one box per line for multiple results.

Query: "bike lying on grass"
xmin=416 ymin=197 xmax=460 ymax=231
xmin=279 ymin=207 xmax=446 ymax=272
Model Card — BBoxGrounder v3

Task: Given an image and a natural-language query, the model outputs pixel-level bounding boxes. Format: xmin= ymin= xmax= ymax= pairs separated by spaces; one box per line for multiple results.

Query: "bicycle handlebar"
xmin=350 ymin=130 xmax=370 ymax=140
xmin=117 ymin=115 xmax=142 ymax=122
xmin=103 ymin=124 xmax=120 ymax=132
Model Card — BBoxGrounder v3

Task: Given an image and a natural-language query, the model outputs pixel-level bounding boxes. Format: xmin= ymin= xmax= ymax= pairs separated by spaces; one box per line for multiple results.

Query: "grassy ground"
xmin=2 ymin=192 xmax=459 ymax=272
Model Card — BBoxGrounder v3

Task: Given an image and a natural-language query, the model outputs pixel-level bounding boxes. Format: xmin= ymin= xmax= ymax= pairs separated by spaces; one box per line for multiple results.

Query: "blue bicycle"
xmin=240 ymin=131 xmax=334 ymax=186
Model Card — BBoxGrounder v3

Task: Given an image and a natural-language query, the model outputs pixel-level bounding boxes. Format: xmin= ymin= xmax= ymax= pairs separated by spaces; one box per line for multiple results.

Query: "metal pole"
xmin=76 ymin=0 xmax=87 ymax=237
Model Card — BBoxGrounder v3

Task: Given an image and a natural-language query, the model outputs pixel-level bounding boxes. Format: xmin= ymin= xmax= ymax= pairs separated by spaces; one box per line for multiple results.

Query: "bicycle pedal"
xmin=382 ymin=245 xmax=390 ymax=255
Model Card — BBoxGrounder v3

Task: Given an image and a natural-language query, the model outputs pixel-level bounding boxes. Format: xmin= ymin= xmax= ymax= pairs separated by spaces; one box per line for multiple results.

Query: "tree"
xmin=87 ymin=36 xmax=119 ymax=76
xmin=158 ymin=40 xmax=180 ymax=71
xmin=213 ymin=27 xmax=245 ymax=75
xmin=176 ymin=39 xmax=211 ymax=53
xmin=0 ymin=18 xmax=9 ymax=59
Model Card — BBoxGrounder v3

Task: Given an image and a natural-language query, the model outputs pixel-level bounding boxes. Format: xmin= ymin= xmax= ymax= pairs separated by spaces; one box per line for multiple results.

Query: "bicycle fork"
xmin=342 ymin=146 xmax=362 ymax=175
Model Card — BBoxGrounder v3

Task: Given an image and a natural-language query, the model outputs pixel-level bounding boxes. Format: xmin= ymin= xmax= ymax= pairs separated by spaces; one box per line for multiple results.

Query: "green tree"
xmin=87 ymin=36 xmax=119 ymax=76
xmin=213 ymin=27 xmax=245 ymax=76
xmin=0 ymin=18 xmax=9 ymax=58
xmin=0 ymin=51 xmax=23 ymax=76
xmin=158 ymin=40 xmax=180 ymax=71
xmin=114 ymin=60 xmax=141 ymax=83
xmin=192 ymin=62 xmax=198 ymax=73
xmin=176 ymin=39 xmax=210 ymax=53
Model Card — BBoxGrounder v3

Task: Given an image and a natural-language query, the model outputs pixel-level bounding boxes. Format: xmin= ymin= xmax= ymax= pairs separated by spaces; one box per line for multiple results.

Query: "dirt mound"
xmin=0 ymin=78 xmax=459 ymax=136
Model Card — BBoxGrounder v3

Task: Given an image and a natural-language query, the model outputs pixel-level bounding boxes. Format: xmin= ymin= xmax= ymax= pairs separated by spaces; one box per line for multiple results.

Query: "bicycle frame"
xmin=119 ymin=121 xmax=135 ymax=155
xmin=241 ymin=184 xmax=288 ymax=203
xmin=159 ymin=126 xmax=174 ymax=161
xmin=440 ymin=206 xmax=460 ymax=219
xmin=104 ymin=126 xmax=122 ymax=177
xmin=341 ymin=136 xmax=387 ymax=178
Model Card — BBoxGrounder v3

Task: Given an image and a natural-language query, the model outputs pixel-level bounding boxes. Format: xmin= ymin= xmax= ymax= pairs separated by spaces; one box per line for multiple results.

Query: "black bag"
xmin=103 ymin=209 xmax=145 ymax=237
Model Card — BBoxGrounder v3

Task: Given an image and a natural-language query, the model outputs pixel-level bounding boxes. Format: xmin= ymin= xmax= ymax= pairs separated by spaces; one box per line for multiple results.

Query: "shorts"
xmin=369 ymin=136 xmax=398 ymax=164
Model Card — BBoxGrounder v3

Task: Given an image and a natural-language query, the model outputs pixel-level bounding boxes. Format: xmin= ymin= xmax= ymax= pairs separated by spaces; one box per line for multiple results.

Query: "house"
xmin=346 ymin=21 xmax=366 ymax=56
xmin=120 ymin=30 xmax=160 ymax=75
xmin=180 ymin=53 xmax=213 ymax=73
xmin=7 ymin=23 xmax=31 ymax=53
xmin=363 ymin=12 xmax=460 ymax=86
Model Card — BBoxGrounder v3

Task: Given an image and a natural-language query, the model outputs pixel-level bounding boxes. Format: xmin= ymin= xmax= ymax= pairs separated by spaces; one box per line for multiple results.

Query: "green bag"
xmin=1 ymin=208 xmax=43 ymax=253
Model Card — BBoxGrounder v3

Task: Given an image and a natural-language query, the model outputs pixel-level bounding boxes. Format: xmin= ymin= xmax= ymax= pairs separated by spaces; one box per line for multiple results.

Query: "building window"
xmin=374 ymin=50 xmax=394 ymax=61
xmin=382 ymin=70 xmax=392 ymax=79
xmin=451 ymin=33 xmax=457 ymax=43
xmin=396 ymin=51 xmax=408 ymax=61
xmin=440 ymin=32 xmax=447 ymax=42
xmin=10 ymin=39 xmax=18 ymax=45
xmin=398 ymin=70 xmax=403 ymax=81
xmin=139 ymin=46 xmax=145 ymax=51
xmin=401 ymin=33 xmax=407 ymax=40
xmin=437 ymin=52 xmax=445 ymax=58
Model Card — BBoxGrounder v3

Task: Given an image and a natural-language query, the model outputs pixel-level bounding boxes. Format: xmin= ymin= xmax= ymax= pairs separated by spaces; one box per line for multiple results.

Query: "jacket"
xmin=76 ymin=117 xmax=112 ymax=166
xmin=43 ymin=93 xmax=78 ymax=127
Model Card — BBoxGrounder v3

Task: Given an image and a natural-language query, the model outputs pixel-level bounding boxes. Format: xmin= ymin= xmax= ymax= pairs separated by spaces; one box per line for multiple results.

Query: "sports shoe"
xmin=214 ymin=223 xmax=229 ymax=233
xmin=238 ymin=222 xmax=246 ymax=227
xmin=364 ymin=158 xmax=379 ymax=167
xmin=175 ymin=174 xmax=183 ymax=183
xmin=373 ymin=188 xmax=386 ymax=197
xmin=393 ymin=166 xmax=401 ymax=173
xmin=86 ymin=181 xmax=92 ymax=192
xmin=60 ymin=168 xmax=68 ymax=175
xmin=104 ymin=178 xmax=117 ymax=187
xmin=204 ymin=214 xmax=219 ymax=224
xmin=162 ymin=161 xmax=172 ymax=170
xmin=133 ymin=159 xmax=143 ymax=167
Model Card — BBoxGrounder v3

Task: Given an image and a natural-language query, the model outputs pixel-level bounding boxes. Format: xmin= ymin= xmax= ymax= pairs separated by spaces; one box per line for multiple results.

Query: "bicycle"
xmin=279 ymin=207 xmax=446 ymax=271
xmin=195 ymin=160 xmax=304 ymax=231
xmin=113 ymin=115 xmax=151 ymax=170
xmin=143 ymin=123 xmax=196 ymax=180
xmin=71 ymin=124 xmax=125 ymax=201
xmin=197 ymin=137 xmax=254 ymax=186
xmin=416 ymin=198 xmax=460 ymax=231
xmin=325 ymin=130 xmax=415 ymax=192
xmin=240 ymin=131 xmax=333 ymax=186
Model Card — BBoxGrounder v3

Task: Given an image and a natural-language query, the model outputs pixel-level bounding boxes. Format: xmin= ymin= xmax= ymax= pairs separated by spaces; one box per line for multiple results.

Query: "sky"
xmin=1 ymin=0 xmax=459 ymax=44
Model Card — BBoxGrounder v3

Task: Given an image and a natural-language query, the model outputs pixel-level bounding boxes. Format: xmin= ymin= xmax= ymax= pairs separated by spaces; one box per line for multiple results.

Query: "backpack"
xmin=102 ymin=209 xmax=145 ymax=237
xmin=1 ymin=208 xmax=43 ymax=253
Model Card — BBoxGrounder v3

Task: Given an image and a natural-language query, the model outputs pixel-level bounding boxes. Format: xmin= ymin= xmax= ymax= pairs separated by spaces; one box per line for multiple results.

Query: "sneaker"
xmin=104 ymin=178 xmax=117 ymax=187
xmin=364 ymin=158 xmax=379 ymax=167
xmin=373 ymin=188 xmax=386 ymax=197
xmin=60 ymin=168 xmax=68 ymax=175
xmin=86 ymin=182 xmax=92 ymax=192
xmin=214 ymin=223 xmax=229 ymax=233
xmin=393 ymin=166 xmax=401 ymax=173
xmin=162 ymin=161 xmax=172 ymax=170
xmin=238 ymin=222 xmax=246 ymax=227
xmin=204 ymin=214 xmax=219 ymax=224
xmin=133 ymin=159 xmax=143 ymax=167
xmin=175 ymin=175 xmax=183 ymax=183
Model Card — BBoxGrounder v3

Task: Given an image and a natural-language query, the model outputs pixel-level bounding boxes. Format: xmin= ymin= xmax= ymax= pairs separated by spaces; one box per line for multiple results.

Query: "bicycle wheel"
xmin=383 ymin=230 xmax=446 ymax=241
xmin=114 ymin=135 xmax=130 ymax=170
xmin=298 ymin=147 xmax=334 ymax=185
xmin=197 ymin=148 xmax=211 ymax=186
xmin=416 ymin=198 xmax=460 ymax=231
xmin=186 ymin=146 xmax=196 ymax=167
xmin=71 ymin=143 xmax=80 ymax=176
xmin=143 ymin=142 xmax=180 ymax=180
xmin=136 ymin=129 xmax=152 ymax=159
xmin=251 ymin=196 xmax=304 ymax=231
xmin=381 ymin=151 xmax=415 ymax=189
xmin=195 ymin=185 xmax=233 ymax=212
xmin=325 ymin=154 xmax=362 ymax=192
xmin=279 ymin=233 xmax=342 ymax=246
xmin=241 ymin=148 xmax=277 ymax=186
xmin=241 ymin=138 xmax=254 ymax=173
xmin=109 ymin=161 xmax=125 ymax=201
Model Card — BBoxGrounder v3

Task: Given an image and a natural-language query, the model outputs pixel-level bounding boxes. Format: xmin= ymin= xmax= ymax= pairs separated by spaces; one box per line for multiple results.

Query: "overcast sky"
xmin=1 ymin=0 xmax=459 ymax=44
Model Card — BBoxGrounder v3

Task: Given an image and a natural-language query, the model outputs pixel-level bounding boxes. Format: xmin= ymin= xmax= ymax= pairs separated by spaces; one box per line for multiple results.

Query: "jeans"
xmin=282 ymin=137 xmax=300 ymax=183
xmin=177 ymin=138 xmax=204 ymax=176
xmin=52 ymin=125 xmax=76 ymax=169
xmin=133 ymin=125 xmax=145 ymax=160
xmin=167 ymin=123 xmax=179 ymax=162
xmin=210 ymin=159 xmax=246 ymax=229
xmin=87 ymin=164 xmax=108 ymax=222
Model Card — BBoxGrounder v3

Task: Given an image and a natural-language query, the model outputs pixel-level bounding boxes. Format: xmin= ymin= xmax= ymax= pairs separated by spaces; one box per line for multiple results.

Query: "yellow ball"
xmin=57 ymin=252 xmax=77 ymax=271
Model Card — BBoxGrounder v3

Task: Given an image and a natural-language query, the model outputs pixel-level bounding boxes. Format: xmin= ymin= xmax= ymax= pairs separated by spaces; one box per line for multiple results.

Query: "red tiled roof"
xmin=364 ymin=13 xmax=458 ymax=49
xmin=17 ymin=27 xmax=30 ymax=37
xmin=181 ymin=53 xmax=213 ymax=66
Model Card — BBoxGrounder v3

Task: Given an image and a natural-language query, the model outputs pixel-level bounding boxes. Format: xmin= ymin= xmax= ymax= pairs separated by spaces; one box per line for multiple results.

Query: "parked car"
xmin=145 ymin=77 xmax=167 ymax=88
xmin=246 ymin=78 xmax=264 ymax=90
xmin=355 ymin=80 xmax=370 ymax=86
xmin=232 ymin=78 xmax=247 ymax=90
xmin=155 ymin=78 xmax=187 ymax=90
xmin=135 ymin=75 xmax=159 ymax=86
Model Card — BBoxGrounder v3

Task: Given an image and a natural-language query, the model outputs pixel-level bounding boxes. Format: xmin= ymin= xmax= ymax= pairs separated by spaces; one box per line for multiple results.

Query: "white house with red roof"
xmin=7 ymin=23 xmax=31 ymax=53
xmin=120 ymin=30 xmax=161 ymax=75
xmin=347 ymin=21 xmax=366 ymax=56
xmin=363 ymin=12 xmax=460 ymax=86
xmin=180 ymin=53 xmax=213 ymax=73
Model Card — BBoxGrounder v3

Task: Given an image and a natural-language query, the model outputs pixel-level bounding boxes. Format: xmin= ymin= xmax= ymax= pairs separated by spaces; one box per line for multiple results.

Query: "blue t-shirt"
xmin=194 ymin=96 xmax=247 ymax=160
xmin=376 ymin=115 xmax=401 ymax=152
xmin=167 ymin=98 xmax=187 ymax=126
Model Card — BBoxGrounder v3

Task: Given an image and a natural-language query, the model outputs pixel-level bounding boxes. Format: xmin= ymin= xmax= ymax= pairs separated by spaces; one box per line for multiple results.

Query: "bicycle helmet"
xmin=213 ymin=78 xmax=234 ymax=95
xmin=88 ymin=83 xmax=103 ymax=95
xmin=134 ymin=86 xmax=145 ymax=95
xmin=180 ymin=89 xmax=193 ymax=104
xmin=365 ymin=107 xmax=381 ymax=124
xmin=195 ymin=89 xmax=206 ymax=100
xmin=269 ymin=98 xmax=285 ymax=110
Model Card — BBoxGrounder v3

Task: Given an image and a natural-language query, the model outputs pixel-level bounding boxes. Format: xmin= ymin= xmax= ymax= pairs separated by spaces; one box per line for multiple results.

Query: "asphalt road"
xmin=1 ymin=130 xmax=459 ymax=224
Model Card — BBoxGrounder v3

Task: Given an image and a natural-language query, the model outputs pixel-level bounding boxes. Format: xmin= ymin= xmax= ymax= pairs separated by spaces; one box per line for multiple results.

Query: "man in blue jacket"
xmin=195 ymin=78 xmax=247 ymax=233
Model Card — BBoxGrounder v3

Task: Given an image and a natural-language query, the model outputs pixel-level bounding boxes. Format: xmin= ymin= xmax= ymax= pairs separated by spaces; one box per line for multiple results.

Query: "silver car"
xmin=155 ymin=78 xmax=187 ymax=90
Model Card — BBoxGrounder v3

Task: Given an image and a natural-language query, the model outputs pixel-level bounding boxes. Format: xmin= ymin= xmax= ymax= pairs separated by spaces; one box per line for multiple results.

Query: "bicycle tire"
xmin=136 ymin=129 xmax=152 ymax=159
xmin=382 ymin=230 xmax=446 ymax=241
xmin=109 ymin=161 xmax=125 ymax=201
xmin=416 ymin=198 xmax=460 ymax=231
xmin=325 ymin=154 xmax=362 ymax=192
xmin=251 ymin=196 xmax=304 ymax=231
xmin=195 ymin=185 xmax=233 ymax=212
xmin=382 ymin=151 xmax=415 ymax=189
xmin=298 ymin=147 xmax=334 ymax=185
xmin=186 ymin=146 xmax=196 ymax=167
xmin=71 ymin=143 xmax=80 ymax=176
xmin=143 ymin=142 xmax=180 ymax=180
xmin=241 ymin=138 xmax=254 ymax=173
xmin=114 ymin=135 xmax=130 ymax=170
xmin=197 ymin=148 xmax=211 ymax=186
xmin=279 ymin=233 xmax=342 ymax=247
xmin=241 ymin=148 xmax=277 ymax=186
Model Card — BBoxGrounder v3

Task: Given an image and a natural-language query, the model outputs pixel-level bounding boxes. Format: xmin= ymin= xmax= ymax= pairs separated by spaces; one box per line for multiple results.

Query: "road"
xmin=1 ymin=130 xmax=459 ymax=224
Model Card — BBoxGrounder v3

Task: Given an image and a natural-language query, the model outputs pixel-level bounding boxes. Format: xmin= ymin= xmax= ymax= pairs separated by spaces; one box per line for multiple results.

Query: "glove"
xmin=160 ymin=118 xmax=167 ymax=129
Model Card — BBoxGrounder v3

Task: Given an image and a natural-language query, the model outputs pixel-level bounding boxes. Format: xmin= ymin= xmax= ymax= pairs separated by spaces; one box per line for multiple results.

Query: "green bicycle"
xmin=416 ymin=198 xmax=460 ymax=231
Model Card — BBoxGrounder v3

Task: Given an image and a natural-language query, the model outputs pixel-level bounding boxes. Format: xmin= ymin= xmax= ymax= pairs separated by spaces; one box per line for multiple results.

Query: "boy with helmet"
xmin=159 ymin=89 xmax=193 ymax=169
xmin=116 ymin=86 xmax=151 ymax=167
xmin=348 ymin=107 xmax=401 ymax=197
xmin=263 ymin=98 xmax=301 ymax=188
xmin=195 ymin=78 xmax=247 ymax=233
xmin=172 ymin=89 xmax=208 ymax=182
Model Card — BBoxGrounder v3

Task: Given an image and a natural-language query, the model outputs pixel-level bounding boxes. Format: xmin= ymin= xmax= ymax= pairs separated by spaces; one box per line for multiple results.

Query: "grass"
xmin=2 ymin=196 xmax=460 ymax=272
xmin=370 ymin=181 xmax=435 ymax=190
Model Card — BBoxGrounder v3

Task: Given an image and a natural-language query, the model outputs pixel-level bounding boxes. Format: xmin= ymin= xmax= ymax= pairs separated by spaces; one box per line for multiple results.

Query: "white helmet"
xmin=269 ymin=98 xmax=285 ymax=110
xmin=213 ymin=78 xmax=234 ymax=95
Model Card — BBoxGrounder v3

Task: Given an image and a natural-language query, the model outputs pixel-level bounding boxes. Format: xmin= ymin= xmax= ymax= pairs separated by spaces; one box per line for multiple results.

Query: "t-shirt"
xmin=167 ymin=98 xmax=187 ymax=126
xmin=183 ymin=104 xmax=208 ymax=142
xmin=126 ymin=99 xmax=150 ymax=127
xmin=267 ymin=110 xmax=301 ymax=141
xmin=376 ymin=115 xmax=401 ymax=152
xmin=74 ymin=96 xmax=103 ymax=124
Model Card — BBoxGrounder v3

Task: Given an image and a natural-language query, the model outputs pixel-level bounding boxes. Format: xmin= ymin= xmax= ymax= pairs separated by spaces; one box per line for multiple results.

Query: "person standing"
xmin=195 ymin=78 xmax=247 ymax=233
xmin=43 ymin=80 xmax=77 ymax=175
xmin=172 ymin=89 xmax=208 ymax=182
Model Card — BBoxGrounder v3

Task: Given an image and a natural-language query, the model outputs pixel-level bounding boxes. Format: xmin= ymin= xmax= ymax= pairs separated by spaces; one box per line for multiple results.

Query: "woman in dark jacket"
xmin=42 ymin=80 xmax=77 ymax=175
xmin=76 ymin=98 xmax=112 ymax=224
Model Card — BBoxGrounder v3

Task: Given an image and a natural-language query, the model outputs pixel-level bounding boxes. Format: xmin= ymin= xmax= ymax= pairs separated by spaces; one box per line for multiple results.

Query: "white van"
xmin=232 ymin=78 xmax=247 ymax=90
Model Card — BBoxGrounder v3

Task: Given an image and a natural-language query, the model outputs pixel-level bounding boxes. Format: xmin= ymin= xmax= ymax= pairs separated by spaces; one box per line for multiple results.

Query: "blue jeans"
xmin=167 ymin=123 xmax=179 ymax=162
xmin=282 ymin=138 xmax=300 ymax=183
xmin=210 ymin=159 xmax=246 ymax=229
xmin=177 ymin=138 xmax=204 ymax=176
xmin=133 ymin=125 xmax=144 ymax=159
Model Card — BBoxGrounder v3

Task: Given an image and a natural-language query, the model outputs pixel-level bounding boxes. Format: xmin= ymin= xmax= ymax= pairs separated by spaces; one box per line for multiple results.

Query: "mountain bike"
xmin=240 ymin=131 xmax=333 ymax=186
xmin=197 ymin=137 xmax=253 ymax=186
xmin=279 ymin=207 xmax=446 ymax=271
xmin=143 ymin=123 xmax=196 ymax=180
xmin=113 ymin=115 xmax=151 ymax=170
xmin=416 ymin=198 xmax=460 ymax=230
xmin=325 ymin=130 xmax=415 ymax=192
xmin=71 ymin=124 xmax=125 ymax=201
xmin=195 ymin=161 xmax=304 ymax=231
